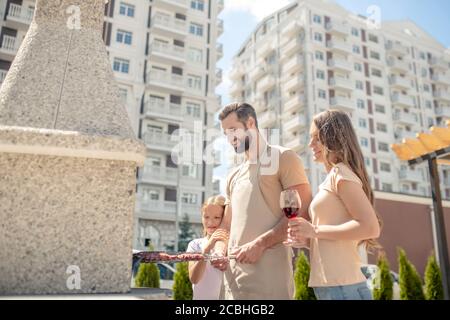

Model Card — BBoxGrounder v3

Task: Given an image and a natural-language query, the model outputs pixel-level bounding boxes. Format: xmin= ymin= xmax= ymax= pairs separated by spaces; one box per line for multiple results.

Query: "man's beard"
xmin=234 ymin=135 xmax=251 ymax=154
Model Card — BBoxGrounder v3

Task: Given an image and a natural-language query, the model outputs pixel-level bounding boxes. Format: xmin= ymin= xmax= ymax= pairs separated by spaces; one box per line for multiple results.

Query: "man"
xmin=206 ymin=102 xmax=312 ymax=299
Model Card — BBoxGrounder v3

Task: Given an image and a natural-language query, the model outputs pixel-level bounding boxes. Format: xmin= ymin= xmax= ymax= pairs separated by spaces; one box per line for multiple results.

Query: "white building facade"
xmin=229 ymin=0 xmax=450 ymax=200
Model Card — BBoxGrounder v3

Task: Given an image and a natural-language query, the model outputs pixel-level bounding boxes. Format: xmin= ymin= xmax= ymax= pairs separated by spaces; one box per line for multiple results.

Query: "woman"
xmin=288 ymin=110 xmax=381 ymax=300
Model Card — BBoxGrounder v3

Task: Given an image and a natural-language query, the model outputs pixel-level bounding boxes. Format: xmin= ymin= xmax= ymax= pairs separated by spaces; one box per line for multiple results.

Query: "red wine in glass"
xmin=282 ymin=207 xmax=299 ymax=219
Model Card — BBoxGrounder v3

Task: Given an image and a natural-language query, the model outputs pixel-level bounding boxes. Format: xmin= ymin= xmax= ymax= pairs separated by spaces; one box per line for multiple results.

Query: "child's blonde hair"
xmin=201 ymin=195 xmax=226 ymax=236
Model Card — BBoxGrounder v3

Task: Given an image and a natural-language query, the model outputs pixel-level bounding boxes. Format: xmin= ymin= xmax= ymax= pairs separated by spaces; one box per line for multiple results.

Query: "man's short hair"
xmin=218 ymin=102 xmax=258 ymax=128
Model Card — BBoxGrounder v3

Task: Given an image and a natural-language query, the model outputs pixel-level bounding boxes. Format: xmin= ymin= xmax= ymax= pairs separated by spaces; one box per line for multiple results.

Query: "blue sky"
xmin=213 ymin=0 xmax=450 ymax=188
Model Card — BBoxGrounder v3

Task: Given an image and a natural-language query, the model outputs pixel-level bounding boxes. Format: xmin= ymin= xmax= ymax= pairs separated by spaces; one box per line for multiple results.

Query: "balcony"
xmin=218 ymin=0 xmax=224 ymax=13
xmin=0 ymin=69 xmax=7 ymax=87
xmin=249 ymin=65 xmax=267 ymax=81
xmin=433 ymin=90 xmax=450 ymax=103
xmin=326 ymin=40 xmax=352 ymax=55
xmin=140 ymin=165 xmax=177 ymax=185
xmin=283 ymin=75 xmax=304 ymax=92
xmin=391 ymin=93 xmax=415 ymax=108
xmin=0 ymin=35 xmax=20 ymax=59
xmin=257 ymin=39 xmax=276 ymax=59
xmin=329 ymin=77 xmax=353 ymax=92
xmin=429 ymin=57 xmax=449 ymax=70
xmin=257 ymin=75 xmax=276 ymax=92
xmin=284 ymin=133 xmax=308 ymax=152
xmin=146 ymin=69 xmax=184 ymax=92
xmin=327 ymin=58 xmax=352 ymax=73
xmin=330 ymin=96 xmax=354 ymax=110
xmin=389 ymin=76 xmax=410 ymax=90
xmin=325 ymin=21 xmax=350 ymax=36
xmin=153 ymin=0 xmax=188 ymax=11
xmin=387 ymin=58 xmax=410 ymax=73
xmin=399 ymin=168 xmax=423 ymax=183
xmin=229 ymin=82 xmax=243 ymax=98
xmin=217 ymin=19 xmax=224 ymax=37
xmin=284 ymin=94 xmax=305 ymax=113
xmin=148 ymin=41 xmax=185 ymax=64
xmin=151 ymin=13 xmax=187 ymax=37
xmin=395 ymin=129 xmax=417 ymax=141
xmin=432 ymin=73 xmax=450 ymax=85
xmin=283 ymin=54 xmax=304 ymax=74
xmin=282 ymin=37 xmax=303 ymax=57
xmin=393 ymin=111 xmax=418 ymax=126
xmin=144 ymin=99 xmax=183 ymax=121
xmin=435 ymin=106 xmax=450 ymax=117
xmin=284 ymin=115 xmax=306 ymax=133
xmin=229 ymin=64 xmax=245 ymax=80
xmin=216 ymin=43 xmax=223 ymax=60
xmin=385 ymin=42 xmax=408 ymax=56
xmin=281 ymin=20 xmax=303 ymax=38
xmin=143 ymin=130 xmax=178 ymax=151
xmin=137 ymin=199 xmax=201 ymax=223
xmin=216 ymin=68 xmax=223 ymax=86
xmin=258 ymin=110 xmax=277 ymax=128
xmin=5 ymin=3 xmax=34 ymax=28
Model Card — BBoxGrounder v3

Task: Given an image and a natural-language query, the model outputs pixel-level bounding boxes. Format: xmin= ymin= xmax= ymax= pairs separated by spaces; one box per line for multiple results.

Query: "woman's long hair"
xmin=313 ymin=110 xmax=382 ymax=252
xmin=201 ymin=195 xmax=226 ymax=237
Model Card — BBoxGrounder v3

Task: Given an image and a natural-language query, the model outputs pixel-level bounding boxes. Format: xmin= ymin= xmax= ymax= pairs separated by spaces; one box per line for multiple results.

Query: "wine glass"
xmin=280 ymin=189 xmax=307 ymax=248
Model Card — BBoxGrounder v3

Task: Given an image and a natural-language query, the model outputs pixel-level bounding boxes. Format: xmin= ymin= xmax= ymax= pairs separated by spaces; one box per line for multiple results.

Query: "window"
xmin=316 ymin=70 xmax=325 ymax=80
xmin=116 ymin=30 xmax=132 ymax=45
xmin=423 ymin=84 xmax=430 ymax=92
xmin=365 ymin=157 xmax=371 ymax=167
xmin=147 ymin=156 xmax=161 ymax=167
xmin=374 ymin=86 xmax=384 ymax=95
xmin=318 ymin=89 xmax=327 ymax=99
xmin=376 ymin=123 xmax=387 ymax=133
xmin=370 ymin=51 xmax=380 ymax=60
xmin=191 ymin=0 xmax=204 ymax=11
xmin=368 ymin=34 xmax=379 ymax=43
xmin=314 ymin=33 xmax=323 ymax=42
xmin=315 ymin=51 xmax=324 ymax=61
xmin=182 ymin=165 xmax=198 ymax=179
xmin=113 ymin=58 xmax=130 ymax=73
xmin=187 ymin=47 xmax=202 ymax=63
xmin=313 ymin=14 xmax=322 ymax=24
xmin=425 ymin=100 xmax=432 ymax=109
xmin=181 ymin=192 xmax=198 ymax=204
xmin=189 ymin=23 xmax=203 ymax=36
xmin=186 ymin=102 xmax=201 ymax=118
xmin=360 ymin=137 xmax=369 ymax=147
xmin=428 ymin=117 xmax=434 ymax=127
xmin=357 ymin=99 xmax=365 ymax=109
xmin=354 ymin=63 xmax=362 ymax=72
xmin=119 ymin=2 xmax=135 ymax=17
xmin=371 ymin=68 xmax=382 ymax=77
xmin=118 ymin=88 xmax=127 ymax=104
xmin=420 ymin=52 xmax=426 ymax=60
xmin=421 ymin=68 xmax=428 ymax=77
xmin=142 ymin=187 xmax=160 ymax=201
xmin=380 ymin=162 xmax=391 ymax=172
xmin=356 ymin=81 xmax=364 ymax=90
xmin=351 ymin=27 xmax=359 ymax=37
xmin=359 ymin=118 xmax=367 ymax=128
xmin=353 ymin=45 xmax=360 ymax=54
xmin=187 ymin=74 xmax=202 ymax=90
xmin=378 ymin=142 xmax=389 ymax=152
xmin=375 ymin=104 xmax=385 ymax=113
xmin=382 ymin=183 xmax=393 ymax=192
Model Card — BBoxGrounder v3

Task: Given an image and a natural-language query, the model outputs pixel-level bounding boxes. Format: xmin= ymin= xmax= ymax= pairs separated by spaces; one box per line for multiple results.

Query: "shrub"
xmin=373 ymin=254 xmax=393 ymax=300
xmin=294 ymin=251 xmax=316 ymax=300
xmin=398 ymin=248 xmax=425 ymax=300
xmin=424 ymin=252 xmax=444 ymax=300
xmin=173 ymin=262 xmax=193 ymax=300
xmin=135 ymin=263 xmax=160 ymax=288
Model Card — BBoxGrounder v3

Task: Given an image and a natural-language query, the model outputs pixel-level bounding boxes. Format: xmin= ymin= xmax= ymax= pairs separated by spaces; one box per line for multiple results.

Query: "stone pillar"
xmin=0 ymin=0 xmax=145 ymax=295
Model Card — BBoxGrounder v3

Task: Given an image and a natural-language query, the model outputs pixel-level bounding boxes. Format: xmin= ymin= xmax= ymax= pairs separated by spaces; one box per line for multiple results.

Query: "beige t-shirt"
xmin=308 ymin=163 xmax=367 ymax=287
xmin=225 ymin=144 xmax=309 ymax=219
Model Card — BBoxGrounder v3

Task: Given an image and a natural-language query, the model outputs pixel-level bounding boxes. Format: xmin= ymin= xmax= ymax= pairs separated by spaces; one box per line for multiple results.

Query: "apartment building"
xmin=229 ymin=0 xmax=450 ymax=200
xmin=0 ymin=0 xmax=224 ymax=250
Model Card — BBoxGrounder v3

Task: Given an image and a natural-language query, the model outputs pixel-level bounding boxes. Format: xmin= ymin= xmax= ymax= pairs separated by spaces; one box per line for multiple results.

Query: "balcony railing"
xmin=144 ymin=100 xmax=183 ymax=119
xmin=0 ymin=35 xmax=19 ymax=54
xmin=152 ymin=13 xmax=187 ymax=34
xmin=143 ymin=130 xmax=178 ymax=149
xmin=149 ymin=41 xmax=185 ymax=60
xmin=147 ymin=69 xmax=184 ymax=89
xmin=7 ymin=3 xmax=34 ymax=24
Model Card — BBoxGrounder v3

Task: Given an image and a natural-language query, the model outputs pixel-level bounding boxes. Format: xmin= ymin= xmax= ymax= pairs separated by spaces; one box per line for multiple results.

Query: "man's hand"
xmin=230 ymin=239 xmax=266 ymax=264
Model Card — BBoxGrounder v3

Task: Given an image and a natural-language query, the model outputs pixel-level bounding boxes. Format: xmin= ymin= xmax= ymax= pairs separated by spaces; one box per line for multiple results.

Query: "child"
xmin=187 ymin=195 xmax=226 ymax=300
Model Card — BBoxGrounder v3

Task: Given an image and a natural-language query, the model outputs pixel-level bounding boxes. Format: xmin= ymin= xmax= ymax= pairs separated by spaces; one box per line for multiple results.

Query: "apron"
xmin=223 ymin=159 xmax=294 ymax=300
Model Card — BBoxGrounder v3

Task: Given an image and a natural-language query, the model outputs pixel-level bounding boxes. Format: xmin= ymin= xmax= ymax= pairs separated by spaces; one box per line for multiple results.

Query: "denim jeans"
xmin=313 ymin=281 xmax=373 ymax=300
